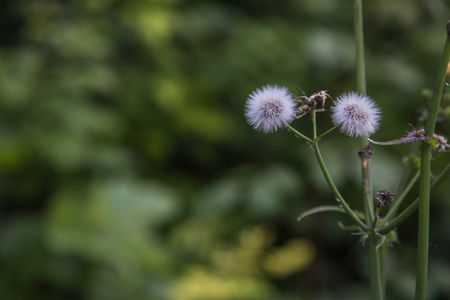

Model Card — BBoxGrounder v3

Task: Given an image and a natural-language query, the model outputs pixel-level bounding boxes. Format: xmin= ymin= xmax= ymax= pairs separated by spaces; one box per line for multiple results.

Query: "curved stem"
xmin=311 ymin=110 xmax=369 ymax=232
xmin=297 ymin=205 xmax=366 ymax=222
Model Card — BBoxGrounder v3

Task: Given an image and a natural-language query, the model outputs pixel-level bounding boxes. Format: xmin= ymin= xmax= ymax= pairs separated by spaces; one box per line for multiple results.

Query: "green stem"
xmin=297 ymin=205 xmax=366 ymax=222
xmin=415 ymin=21 xmax=450 ymax=300
xmin=317 ymin=125 xmax=340 ymax=140
xmin=354 ymin=1 xmax=382 ymax=298
xmin=416 ymin=145 xmax=432 ymax=300
xmin=378 ymin=164 xmax=450 ymax=235
xmin=311 ymin=110 xmax=369 ymax=232
xmin=369 ymin=233 xmax=383 ymax=300
xmin=380 ymin=243 xmax=388 ymax=299
xmin=286 ymin=124 xmax=313 ymax=143
xmin=312 ymin=109 xmax=318 ymax=139
xmin=354 ymin=0 xmax=366 ymax=95
xmin=361 ymin=152 xmax=375 ymax=226
xmin=355 ymin=0 xmax=373 ymax=224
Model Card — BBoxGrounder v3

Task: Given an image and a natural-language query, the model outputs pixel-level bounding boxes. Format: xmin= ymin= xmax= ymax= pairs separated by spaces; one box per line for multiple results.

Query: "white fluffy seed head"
xmin=245 ymin=85 xmax=297 ymax=133
xmin=331 ymin=92 xmax=381 ymax=137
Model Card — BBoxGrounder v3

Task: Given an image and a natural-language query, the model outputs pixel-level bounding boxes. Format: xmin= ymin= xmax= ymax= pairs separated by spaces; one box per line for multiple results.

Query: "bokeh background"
xmin=1 ymin=0 xmax=450 ymax=299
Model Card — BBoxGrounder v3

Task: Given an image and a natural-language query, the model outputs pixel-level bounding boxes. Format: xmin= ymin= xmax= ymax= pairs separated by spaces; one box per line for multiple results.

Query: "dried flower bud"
xmin=376 ymin=190 xmax=395 ymax=206
xmin=295 ymin=90 xmax=330 ymax=119
xmin=432 ymin=133 xmax=450 ymax=153
xmin=358 ymin=145 xmax=373 ymax=161
xmin=310 ymin=90 xmax=329 ymax=108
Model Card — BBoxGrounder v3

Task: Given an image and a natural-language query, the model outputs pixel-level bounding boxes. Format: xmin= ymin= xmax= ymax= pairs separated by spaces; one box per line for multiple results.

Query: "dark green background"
xmin=1 ymin=0 xmax=450 ymax=299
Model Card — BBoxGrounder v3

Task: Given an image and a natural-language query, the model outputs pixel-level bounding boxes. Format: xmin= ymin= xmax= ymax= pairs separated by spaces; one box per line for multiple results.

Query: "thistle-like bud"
xmin=376 ymin=190 xmax=395 ymax=206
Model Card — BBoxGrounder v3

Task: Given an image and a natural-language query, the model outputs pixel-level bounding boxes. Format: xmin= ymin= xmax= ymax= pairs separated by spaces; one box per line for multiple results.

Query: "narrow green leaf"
xmin=297 ymin=205 xmax=344 ymax=221
xmin=337 ymin=221 xmax=363 ymax=232
xmin=296 ymin=205 xmax=365 ymax=222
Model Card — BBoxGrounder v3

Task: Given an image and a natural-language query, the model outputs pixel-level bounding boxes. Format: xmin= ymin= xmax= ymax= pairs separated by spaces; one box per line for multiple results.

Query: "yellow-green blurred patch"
xmin=172 ymin=266 xmax=273 ymax=300
xmin=154 ymin=77 xmax=187 ymax=113
xmin=76 ymin=0 xmax=117 ymax=11
xmin=262 ymin=239 xmax=315 ymax=278
xmin=179 ymin=107 xmax=232 ymax=141
xmin=124 ymin=4 xmax=174 ymax=47
xmin=210 ymin=225 xmax=275 ymax=274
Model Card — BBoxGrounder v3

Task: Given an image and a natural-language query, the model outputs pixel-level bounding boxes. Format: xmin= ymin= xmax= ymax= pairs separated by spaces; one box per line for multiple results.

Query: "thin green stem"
xmin=312 ymin=143 xmax=369 ymax=231
xmin=317 ymin=125 xmax=340 ymax=140
xmin=297 ymin=205 xmax=366 ymax=222
xmin=380 ymin=243 xmax=388 ymax=299
xmin=416 ymin=145 xmax=432 ymax=300
xmin=354 ymin=1 xmax=382 ymax=298
xmin=367 ymin=157 xmax=375 ymax=222
xmin=354 ymin=0 xmax=373 ymax=221
xmin=312 ymin=109 xmax=318 ymax=139
xmin=364 ymin=153 xmax=381 ymax=300
xmin=354 ymin=0 xmax=366 ymax=95
xmin=416 ymin=23 xmax=450 ymax=300
xmin=361 ymin=153 xmax=375 ymax=226
xmin=286 ymin=124 xmax=313 ymax=143
xmin=355 ymin=0 xmax=374 ymax=225
xmin=369 ymin=233 xmax=383 ymax=300
xmin=372 ymin=205 xmax=380 ymax=229
xmin=312 ymin=109 xmax=317 ymax=139
xmin=311 ymin=110 xmax=369 ymax=232
xmin=378 ymin=171 xmax=420 ymax=229
xmin=378 ymin=164 xmax=450 ymax=235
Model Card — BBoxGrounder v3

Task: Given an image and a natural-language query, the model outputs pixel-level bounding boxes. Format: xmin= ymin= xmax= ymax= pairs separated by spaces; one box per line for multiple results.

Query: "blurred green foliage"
xmin=1 ymin=0 xmax=450 ymax=299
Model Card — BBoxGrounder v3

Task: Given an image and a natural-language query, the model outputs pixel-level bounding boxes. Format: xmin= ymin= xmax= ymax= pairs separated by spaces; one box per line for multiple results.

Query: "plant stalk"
xmin=360 ymin=146 xmax=375 ymax=227
xmin=317 ymin=125 xmax=340 ymax=140
xmin=354 ymin=0 xmax=366 ymax=95
xmin=354 ymin=1 xmax=382 ymax=298
xmin=311 ymin=110 xmax=369 ymax=231
xmin=286 ymin=124 xmax=313 ymax=143
xmin=415 ymin=21 xmax=450 ymax=300
xmin=369 ymin=233 xmax=383 ymax=300
xmin=380 ymin=243 xmax=388 ymax=298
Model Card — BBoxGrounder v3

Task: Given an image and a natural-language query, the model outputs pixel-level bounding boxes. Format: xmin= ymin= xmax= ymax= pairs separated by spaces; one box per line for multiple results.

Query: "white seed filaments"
xmin=331 ymin=92 xmax=381 ymax=137
xmin=261 ymin=100 xmax=283 ymax=117
xmin=245 ymin=85 xmax=297 ymax=133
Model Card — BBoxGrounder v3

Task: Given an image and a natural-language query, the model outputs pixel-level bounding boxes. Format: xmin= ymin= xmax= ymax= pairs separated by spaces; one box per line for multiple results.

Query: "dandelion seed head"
xmin=331 ymin=92 xmax=381 ymax=137
xmin=245 ymin=85 xmax=297 ymax=133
